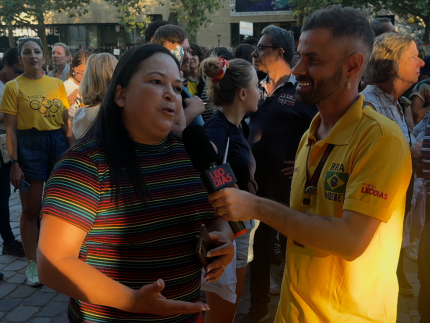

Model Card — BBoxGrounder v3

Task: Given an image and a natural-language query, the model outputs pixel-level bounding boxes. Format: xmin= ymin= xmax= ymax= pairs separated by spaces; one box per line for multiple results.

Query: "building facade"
xmin=0 ymin=0 xmax=297 ymax=55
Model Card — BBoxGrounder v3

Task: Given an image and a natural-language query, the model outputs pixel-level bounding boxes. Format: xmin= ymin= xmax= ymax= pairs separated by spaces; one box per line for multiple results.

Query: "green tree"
xmin=289 ymin=0 xmax=430 ymax=42
xmin=105 ymin=0 xmax=151 ymax=36
xmin=170 ymin=0 xmax=223 ymax=41
xmin=0 ymin=0 xmax=90 ymax=60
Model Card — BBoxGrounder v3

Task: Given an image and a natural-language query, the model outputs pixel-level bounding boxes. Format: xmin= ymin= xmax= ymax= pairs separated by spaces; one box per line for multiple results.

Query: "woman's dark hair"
xmin=86 ymin=44 xmax=180 ymax=205
xmin=145 ymin=19 xmax=169 ymax=42
xmin=205 ymin=47 xmax=234 ymax=60
xmin=243 ymin=37 xmax=258 ymax=46
xmin=68 ymin=49 xmax=91 ymax=79
xmin=189 ymin=42 xmax=206 ymax=65
xmin=152 ymin=25 xmax=188 ymax=46
xmin=0 ymin=48 xmax=19 ymax=70
xmin=189 ymin=42 xmax=207 ymax=96
xmin=233 ymin=44 xmax=254 ymax=64
xmin=18 ymin=38 xmax=44 ymax=56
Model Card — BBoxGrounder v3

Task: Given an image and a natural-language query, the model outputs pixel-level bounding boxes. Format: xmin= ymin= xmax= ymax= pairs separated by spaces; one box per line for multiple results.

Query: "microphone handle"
xmin=228 ymin=221 xmax=247 ymax=237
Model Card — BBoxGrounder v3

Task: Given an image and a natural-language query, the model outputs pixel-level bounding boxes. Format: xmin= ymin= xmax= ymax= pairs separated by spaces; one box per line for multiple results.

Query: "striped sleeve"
xmin=41 ymin=150 xmax=100 ymax=232
xmin=422 ymin=118 xmax=430 ymax=191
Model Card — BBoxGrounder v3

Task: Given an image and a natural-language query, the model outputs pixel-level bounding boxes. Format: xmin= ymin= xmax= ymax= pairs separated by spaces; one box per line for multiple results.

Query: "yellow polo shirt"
xmin=275 ymin=95 xmax=412 ymax=323
xmin=0 ymin=75 xmax=69 ymax=131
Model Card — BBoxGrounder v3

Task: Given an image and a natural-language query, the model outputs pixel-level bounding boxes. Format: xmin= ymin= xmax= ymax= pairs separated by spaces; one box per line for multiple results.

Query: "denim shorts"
xmin=17 ymin=128 xmax=68 ymax=181
xmin=235 ymin=219 xmax=260 ymax=269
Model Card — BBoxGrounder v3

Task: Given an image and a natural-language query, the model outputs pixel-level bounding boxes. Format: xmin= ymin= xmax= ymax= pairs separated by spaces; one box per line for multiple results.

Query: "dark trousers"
xmin=249 ymin=222 xmax=278 ymax=309
xmin=0 ymin=151 xmax=14 ymax=244
xmin=418 ymin=198 xmax=430 ymax=322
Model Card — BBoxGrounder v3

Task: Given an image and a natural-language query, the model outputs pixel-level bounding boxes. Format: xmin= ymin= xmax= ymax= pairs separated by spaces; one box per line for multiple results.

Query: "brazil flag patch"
xmin=324 ymin=171 xmax=349 ymax=193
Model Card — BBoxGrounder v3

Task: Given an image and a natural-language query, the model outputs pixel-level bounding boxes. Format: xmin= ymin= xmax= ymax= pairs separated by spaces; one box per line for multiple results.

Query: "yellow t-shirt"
xmin=187 ymin=80 xmax=198 ymax=96
xmin=0 ymin=75 xmax=70 ymax=131
xmin=275 ymin=95 xmax=412 ymax=323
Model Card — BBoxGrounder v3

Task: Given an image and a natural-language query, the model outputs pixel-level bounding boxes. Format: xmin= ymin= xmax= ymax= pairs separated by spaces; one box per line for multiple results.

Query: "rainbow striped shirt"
xmin=41 ymin=134 xmax=214 ymax=323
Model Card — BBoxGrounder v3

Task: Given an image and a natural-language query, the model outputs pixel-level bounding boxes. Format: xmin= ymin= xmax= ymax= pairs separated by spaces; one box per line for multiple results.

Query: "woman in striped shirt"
xmin=37 ymin=44 xmax=234 ymax=323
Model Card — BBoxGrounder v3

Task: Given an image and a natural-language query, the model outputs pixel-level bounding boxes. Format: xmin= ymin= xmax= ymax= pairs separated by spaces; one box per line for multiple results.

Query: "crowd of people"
xmin=0 ymin=4 xmax=430 ymax=323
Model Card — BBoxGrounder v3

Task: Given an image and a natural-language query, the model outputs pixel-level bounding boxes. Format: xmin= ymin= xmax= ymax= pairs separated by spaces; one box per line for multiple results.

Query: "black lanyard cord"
xmin=302 ymin=143 xmax=335 ymax=206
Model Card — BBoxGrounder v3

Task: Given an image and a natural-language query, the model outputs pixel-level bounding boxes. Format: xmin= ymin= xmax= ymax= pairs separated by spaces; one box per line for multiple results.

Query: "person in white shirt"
xmin=73 ymin=53 xmax=118 ymax=139
xmin=63 ymin=49 xmax=91 ymax=121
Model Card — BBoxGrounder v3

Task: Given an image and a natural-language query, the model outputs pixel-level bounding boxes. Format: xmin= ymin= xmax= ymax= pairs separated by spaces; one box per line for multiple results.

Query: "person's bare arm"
xmin=209 ymin=189 xmax=380 ymax=261
xmin=4 ymin=114 xmax=24 ymax=188
xmin=62 ymin=110 xmax=74 ymax=147
xmin=411 ymin=139 xmax=423 ymax=161
xmin=38 ymin=215 xmax=209 ymax=315
xmin=184 ymin=97 xmax=205 ymax=126
xmin=411 ymin=95 xmax=430 ymax=124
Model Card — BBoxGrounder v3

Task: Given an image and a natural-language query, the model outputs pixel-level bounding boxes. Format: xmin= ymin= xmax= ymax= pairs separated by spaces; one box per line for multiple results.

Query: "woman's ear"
xmin=238 ymin=88 xmax=247 ymax=102
xmin=115 ymin=84 xmax=126 ymax=107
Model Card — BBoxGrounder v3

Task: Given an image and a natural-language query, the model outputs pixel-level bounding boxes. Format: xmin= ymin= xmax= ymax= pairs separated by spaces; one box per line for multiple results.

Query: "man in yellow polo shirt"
xmin=208 ymin=5 xmax=412 ymax=323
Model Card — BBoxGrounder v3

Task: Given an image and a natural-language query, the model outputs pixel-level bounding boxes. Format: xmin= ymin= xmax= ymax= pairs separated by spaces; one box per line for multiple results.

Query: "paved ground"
xmin=0 ymin=188 xmax=422 ymax=322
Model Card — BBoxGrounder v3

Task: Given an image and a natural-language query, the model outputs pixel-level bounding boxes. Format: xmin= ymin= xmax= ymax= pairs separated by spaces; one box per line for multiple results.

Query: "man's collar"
xmin=259 ymin=74 xmax=296 ymax=87
xmin=307 ymin=95 xmax=365 ymax=146
xmin=259 ymin=74 xmax=296 ymax=99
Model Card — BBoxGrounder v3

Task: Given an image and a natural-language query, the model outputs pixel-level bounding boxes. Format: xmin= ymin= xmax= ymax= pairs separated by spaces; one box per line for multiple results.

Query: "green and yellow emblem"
xmin=324 ymin=171 xmax=349 ymax=193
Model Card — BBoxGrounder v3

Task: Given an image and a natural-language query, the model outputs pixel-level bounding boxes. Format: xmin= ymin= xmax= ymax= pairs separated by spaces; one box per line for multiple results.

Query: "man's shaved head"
xmin=302 ymin=5 xmax=374 ymax=63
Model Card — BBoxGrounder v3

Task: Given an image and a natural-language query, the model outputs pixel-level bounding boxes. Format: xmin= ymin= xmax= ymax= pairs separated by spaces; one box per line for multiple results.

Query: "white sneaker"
xmin=26 ymin=260 xmax=42 ymax=287
xmin=269 ymin=276 xmax=280 ymax=295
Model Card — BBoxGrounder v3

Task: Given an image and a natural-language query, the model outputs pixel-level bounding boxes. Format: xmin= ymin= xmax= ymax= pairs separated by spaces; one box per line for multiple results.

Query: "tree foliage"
xmin=0 ymin=0 xmax=90 ymax=58
xmin=104 ymin=0 xmax=151 ymax=35
xmin=170 ymin=0 xmax=223 ymax=41
xmin=288 ymin=0 xmax=430 ymax=42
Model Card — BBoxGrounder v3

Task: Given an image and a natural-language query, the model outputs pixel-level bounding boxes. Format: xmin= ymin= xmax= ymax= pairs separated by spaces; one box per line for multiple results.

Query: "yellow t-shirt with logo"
xmin=275 ymin=95 xmax=412 ymax=323
xmin=0 ymin=75 xmax=70 ymax=131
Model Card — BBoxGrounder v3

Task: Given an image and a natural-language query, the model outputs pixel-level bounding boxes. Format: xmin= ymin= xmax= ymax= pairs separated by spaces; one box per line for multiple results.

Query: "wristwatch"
xmin=8 ymin=159 xmax=19 ymax=165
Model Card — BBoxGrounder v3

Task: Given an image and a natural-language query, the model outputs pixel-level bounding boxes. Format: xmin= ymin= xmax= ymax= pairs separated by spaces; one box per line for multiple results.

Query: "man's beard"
xmin=296 ymin=65 xmax=344 ymax=105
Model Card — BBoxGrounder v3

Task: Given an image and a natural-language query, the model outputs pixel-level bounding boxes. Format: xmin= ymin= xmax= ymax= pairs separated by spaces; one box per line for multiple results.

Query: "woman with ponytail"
xmin=202 ymin=56 xmax=260 ymax=323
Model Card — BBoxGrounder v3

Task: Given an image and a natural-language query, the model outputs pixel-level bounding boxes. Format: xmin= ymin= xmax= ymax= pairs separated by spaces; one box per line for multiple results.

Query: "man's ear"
xmin=346 ymin=52 xmax=364 ymax=78
xmin=115 ymin=84 xmax=126 ymax=107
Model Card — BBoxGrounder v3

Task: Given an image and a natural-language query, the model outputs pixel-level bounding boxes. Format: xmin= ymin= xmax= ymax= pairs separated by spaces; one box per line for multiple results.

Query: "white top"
xmin=63 ymin=78 xmax=83 ymax=120
xmin=73 ymin=105 xmax=100 ymax=139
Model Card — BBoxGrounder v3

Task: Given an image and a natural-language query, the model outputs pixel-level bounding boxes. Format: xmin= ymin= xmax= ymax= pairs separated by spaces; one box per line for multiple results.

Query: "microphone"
xmin=182 ymin=124 xmax=248 ymax=237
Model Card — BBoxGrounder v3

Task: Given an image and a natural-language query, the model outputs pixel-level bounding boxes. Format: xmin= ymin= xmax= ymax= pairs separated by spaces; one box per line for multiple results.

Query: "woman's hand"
xmin=68 ymin=89 xmax=79 ymax=105
xmin=204 ymin=231 xmax=234 ymax=283
xmin=10 ymin=164 xmax=24 ymax=188
xmin=132 ymin=279 xmax=210 ymax=315
xmin=282 ymin=160 xmax=295 ymax=179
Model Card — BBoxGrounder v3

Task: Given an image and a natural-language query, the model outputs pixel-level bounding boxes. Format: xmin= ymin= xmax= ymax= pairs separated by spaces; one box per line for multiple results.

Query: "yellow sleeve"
xmin=0 ymin=81 xmax=19 ymax=116
xmin=343 ymin=135 xmax=412 ymax=223
xmin=54 ymin=78 xmax=70 ymax=110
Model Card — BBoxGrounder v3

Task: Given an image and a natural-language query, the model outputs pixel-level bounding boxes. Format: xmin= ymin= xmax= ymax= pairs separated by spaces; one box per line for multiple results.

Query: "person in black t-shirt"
xmin=244 ymin=25 xmax=318 ymax=323
xmin=201 ymin=56 xmax=260 ymax=323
